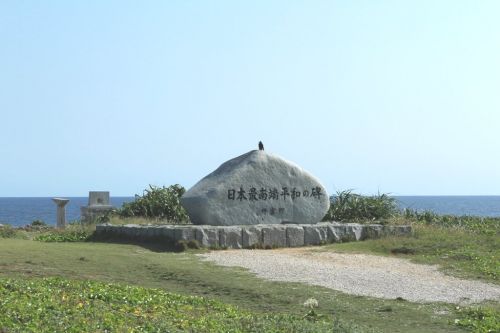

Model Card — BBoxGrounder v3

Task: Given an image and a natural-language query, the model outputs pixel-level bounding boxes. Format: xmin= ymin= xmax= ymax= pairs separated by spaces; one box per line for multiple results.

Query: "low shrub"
xmin=31 ymin=220 xmax=46 ymax=227
xmin=21 ymin=219 xmax=52 ymax=232
xmin=0 ymin=225 xmax=16 ymax=238
xmin=119 ymin=184 xmax=190 ymax=224
xmin=323 ymin=190 xmax=398 ymax=222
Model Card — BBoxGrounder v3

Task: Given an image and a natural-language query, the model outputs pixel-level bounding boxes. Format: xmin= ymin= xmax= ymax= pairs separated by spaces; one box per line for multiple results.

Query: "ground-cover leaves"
xmin=0 ymin=276 xmax=335 ymax=333
xmin=454 ymin=306 xmax=500 ymax=333
xmin=34 ymin=230 xmax=92 ymax=242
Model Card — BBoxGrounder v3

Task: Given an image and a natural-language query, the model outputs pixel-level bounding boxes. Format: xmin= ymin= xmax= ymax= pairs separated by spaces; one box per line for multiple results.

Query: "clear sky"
xmin=1 ymin=1 xmax=499 ymax=197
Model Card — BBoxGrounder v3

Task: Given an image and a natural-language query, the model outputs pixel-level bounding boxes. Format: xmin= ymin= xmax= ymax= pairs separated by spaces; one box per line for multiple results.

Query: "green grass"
xmin=0 ymin=277 xmax=336 ymax=333
xmin=1 ymin=211 xmax=498 ymax=332
xmin=0 ymin=221 xmax=96 ymax=242
xmin=316 ymin=223 xmax=500 ymax=333
xmin=454 ymin=306 xmax=500 ymax=333
xmin=0 ymin=239 xmax=471 ymax=333
xmin=320 ymin=224 xmax=499 ymax=283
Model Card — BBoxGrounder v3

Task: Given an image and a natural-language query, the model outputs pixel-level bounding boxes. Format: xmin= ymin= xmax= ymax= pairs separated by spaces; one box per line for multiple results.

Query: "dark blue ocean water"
xmin=395 ymin=196 xmax=500 ymax=218
xmin=0 ymin=197 xmax=134 ymax=227
xmin=0 ymin=196 xmax=499 ymax=227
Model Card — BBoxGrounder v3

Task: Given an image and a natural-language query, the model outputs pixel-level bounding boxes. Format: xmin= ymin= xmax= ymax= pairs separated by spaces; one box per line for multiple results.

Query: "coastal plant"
xmin=323 ymin=190 xmax=398 ymax=222
xmin=35 ymin=229 xmax=93 ymax=242
xmin=29 ymin=220 xmax=51 ymax=231
xmin=118 ymin=184 xmax=190 ymax=224
xmin=34 ymin=222 xmax=95 ymax=242
xmin=0 ymin=224 xmax=16 ymax=238
xmin=402 ymin=209 xmax=500 ymax=234
xmin=30 ymin=220 xmax=46 ymax=227
xmin=0 ymin=276 xmax=334 ymax=332
xmin=454 ymin=306 xmax=500 ymax=333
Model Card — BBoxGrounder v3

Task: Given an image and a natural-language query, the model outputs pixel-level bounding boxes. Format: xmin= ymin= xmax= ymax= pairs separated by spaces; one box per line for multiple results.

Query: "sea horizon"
xmin=1 ymin=195 xmax=499 ymax=197
xmin=1 ymin=195 xmax=500 ymax=227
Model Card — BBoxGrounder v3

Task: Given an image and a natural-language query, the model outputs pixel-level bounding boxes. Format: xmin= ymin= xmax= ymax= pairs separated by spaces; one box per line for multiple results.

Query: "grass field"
xmin=0 ymin=277 xmax=336 ymax=333
xmin=0 ymin=218 xmax=499 ymax=332
xmin=319 ymin=224 xmax=499 ymax=283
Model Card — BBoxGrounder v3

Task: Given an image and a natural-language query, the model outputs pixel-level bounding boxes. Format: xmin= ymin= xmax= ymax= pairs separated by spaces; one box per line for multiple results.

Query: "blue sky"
xmin=1 ymin=1 xmax=499 ymax=196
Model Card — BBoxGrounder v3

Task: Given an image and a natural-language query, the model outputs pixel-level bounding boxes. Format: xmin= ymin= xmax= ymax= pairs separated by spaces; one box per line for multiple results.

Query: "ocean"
xmin=395 ymin=196 xmax=500 ymax=217
xmin=0 ymin=196 xmax=499 ymax=227
xmin=0 ymin=197 xmax=134 ymax=227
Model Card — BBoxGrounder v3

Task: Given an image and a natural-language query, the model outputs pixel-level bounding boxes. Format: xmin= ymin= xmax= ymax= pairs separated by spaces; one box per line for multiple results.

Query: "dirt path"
xmin=198 ymin=248 xmax=500 ymax=304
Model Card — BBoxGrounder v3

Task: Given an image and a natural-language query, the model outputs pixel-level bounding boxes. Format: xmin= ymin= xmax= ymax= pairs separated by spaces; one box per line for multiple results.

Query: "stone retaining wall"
xmin=95 ymin=222 xmax=412 ymax=249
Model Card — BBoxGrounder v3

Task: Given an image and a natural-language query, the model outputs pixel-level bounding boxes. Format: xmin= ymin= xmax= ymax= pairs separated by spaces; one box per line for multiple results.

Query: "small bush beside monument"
xmin=118 ymin=184 xmax=189 ymax=223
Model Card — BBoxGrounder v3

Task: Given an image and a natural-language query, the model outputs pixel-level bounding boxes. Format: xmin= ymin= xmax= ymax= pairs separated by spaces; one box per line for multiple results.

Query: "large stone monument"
xmin=181 ymin=150 xmax=330 ymax=225
xmin=81 ymin=191 xmax=114 ymax=221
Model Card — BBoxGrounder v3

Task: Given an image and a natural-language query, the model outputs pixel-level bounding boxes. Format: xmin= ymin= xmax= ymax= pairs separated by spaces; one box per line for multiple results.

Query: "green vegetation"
xmin=0 ymin=239 xmax=469 ymax=333
xmin=454 ymin=306 xmax=500 ymax=333
xmin=0 ymin=219 xmax=55 ymax=240
xmin=118 ymin=184 xmax=190 ymax=223
xmin=318 ymin=218 xmax=499 ymax=332
xmin=34 ymin=229 xmax=93 ymax=243
xmin=0 ymin=277 xmax=336 ymax=333
xmin=30 ymin=220 xmax=47 ymax=227
xmin=320 ymin=198 xmax=500 ymax=333
xmin=321 ymin=190 xmax=499 ymax=280
xmin=0 ymin=224 xmax=17 ymax=238
xmin=401 ymin=209 xmax=499 ymax=235
xmin=323 ymin=190 xmax=398 ymax=222
xmin=1 ymin=189 xmax=499 ymax=332
xmin=0 ymin=221 xmax=95 ymax=243
xmin=321 ymin=222 xmax=499 ymax=283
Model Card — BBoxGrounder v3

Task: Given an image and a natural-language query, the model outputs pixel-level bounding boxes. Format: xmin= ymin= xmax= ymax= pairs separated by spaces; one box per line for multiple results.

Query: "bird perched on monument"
xmin=258 ymin=141 xmax=264 ymax=151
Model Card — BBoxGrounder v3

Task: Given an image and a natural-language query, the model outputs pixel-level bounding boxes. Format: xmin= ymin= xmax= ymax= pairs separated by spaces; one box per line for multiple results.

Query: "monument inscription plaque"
xmin=181 ymin=150 xmax=330 ymax=226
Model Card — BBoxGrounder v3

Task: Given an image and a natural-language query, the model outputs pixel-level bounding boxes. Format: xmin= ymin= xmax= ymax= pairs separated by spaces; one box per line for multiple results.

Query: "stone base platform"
xmin=95 ymin=222 xmax=412 ymax=249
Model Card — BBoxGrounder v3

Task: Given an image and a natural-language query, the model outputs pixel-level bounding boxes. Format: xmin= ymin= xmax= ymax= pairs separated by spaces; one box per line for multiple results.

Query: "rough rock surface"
xmin=181 ymin=150 xmax=330 ymax=226
xmin=95 ymin=223 xmax=412 ymax=249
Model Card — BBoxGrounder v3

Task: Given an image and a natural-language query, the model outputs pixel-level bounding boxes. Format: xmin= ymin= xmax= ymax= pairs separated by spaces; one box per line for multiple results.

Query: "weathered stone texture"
xmin=262 ymin=226 xmax=286 ymax=248
xmin=303 ymin=225 xmax=328 ymax=245
xmin=196 ymin=227 xmax=220 ymax=248
xmin=181 ymin=150 xmax=330 ymax=226
xmin=363 ymin=224 xmax=384 ymax=239
xmin=242 ymin=226 xmax=263 ymax=248
xmin=219 ymin=227 xmax=243 ymax=249
xmin=95 ymin=223 xmax=412 ymax=249
xmin=286 ymin=225 xmax=304 ymax=247
xmin=175 ymin=227 xmax=196 ymax=242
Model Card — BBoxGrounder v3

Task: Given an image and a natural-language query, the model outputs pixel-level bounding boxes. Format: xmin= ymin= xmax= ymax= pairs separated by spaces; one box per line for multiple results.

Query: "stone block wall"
xmin=94 ymin=222 xmax=412 ymax=249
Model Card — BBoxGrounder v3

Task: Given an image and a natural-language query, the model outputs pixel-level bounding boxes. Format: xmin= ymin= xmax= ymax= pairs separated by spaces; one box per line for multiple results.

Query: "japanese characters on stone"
xmin=227 ymin=186 xmax=324 ymax=216
xmin=227 ymin=186 xmax=324 ymax=201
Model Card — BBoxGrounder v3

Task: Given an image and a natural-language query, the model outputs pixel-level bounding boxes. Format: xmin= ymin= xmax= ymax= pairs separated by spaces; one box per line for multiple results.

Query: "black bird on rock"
xmin=258 ymin=141 xmax=264 ymax=151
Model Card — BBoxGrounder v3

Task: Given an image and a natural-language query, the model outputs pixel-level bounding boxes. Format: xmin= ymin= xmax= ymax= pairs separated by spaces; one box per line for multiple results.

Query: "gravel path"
xmin=197 ymin=248 xmax=500 ymax=304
